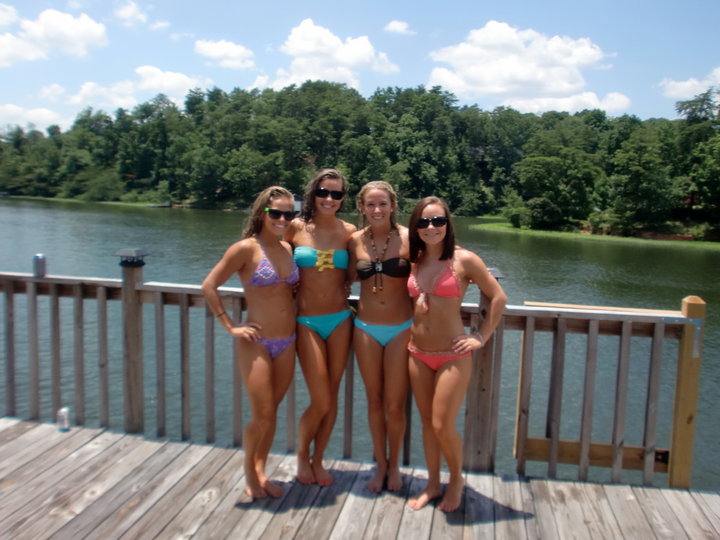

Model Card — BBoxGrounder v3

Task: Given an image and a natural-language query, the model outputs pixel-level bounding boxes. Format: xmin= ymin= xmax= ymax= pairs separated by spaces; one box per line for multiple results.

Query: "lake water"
xmin=1 ymin=198 xmax=718 ymax=489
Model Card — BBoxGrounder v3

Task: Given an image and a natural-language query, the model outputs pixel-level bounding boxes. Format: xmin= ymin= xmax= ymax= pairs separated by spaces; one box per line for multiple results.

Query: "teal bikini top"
xmin=294 ymin=246 xmax=349 ymax=271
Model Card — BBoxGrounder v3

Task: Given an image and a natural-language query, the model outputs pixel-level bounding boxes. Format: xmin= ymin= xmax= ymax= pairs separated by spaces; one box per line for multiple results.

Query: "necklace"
xmin=368 ymin=228 xmax=392 ymax=293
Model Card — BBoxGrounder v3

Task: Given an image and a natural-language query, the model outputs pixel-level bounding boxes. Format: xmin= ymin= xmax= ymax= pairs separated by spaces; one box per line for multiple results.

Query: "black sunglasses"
xmin=416 ymin=216 xmax=449 ymax=229
xmin=315 ymin=187 xmax=345 ymax=200
xmin=264 ymin=207 xmax=297 ymax=221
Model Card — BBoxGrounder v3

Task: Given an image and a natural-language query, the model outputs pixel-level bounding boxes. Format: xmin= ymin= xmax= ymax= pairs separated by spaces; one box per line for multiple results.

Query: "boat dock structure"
xmin=1 ymin=252 xmax=717 ymax=538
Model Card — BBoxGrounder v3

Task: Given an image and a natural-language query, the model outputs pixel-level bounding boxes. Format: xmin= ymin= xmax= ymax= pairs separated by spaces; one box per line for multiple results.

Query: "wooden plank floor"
xmin=1 ymin=419 xmax=719 ymax=539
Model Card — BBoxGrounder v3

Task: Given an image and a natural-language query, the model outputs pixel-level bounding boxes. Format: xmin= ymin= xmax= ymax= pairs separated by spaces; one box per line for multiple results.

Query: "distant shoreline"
xmin=4 ymin=195 xmax=718 ymax=248
xmin=474 ymin=221 xmax=720 ymax=250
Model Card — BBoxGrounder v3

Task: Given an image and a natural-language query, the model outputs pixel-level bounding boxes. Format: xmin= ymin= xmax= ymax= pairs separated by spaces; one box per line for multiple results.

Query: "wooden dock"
xmin=1 ymin=419 xmax=718 ymax=539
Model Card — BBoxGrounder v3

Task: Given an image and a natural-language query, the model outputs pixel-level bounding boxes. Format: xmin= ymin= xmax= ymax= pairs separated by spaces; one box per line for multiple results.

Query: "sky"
xmin=1 ymin=0 xmax=719 ymax=133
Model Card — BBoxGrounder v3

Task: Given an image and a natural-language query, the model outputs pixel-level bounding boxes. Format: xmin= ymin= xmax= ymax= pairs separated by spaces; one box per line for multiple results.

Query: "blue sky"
xmin=1 ymin=0 xmax=718 ymax=132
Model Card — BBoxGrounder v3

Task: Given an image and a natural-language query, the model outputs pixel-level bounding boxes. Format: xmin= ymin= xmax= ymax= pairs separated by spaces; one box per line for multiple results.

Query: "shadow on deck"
xmin=1 ymin=420 xmax=718 ymax=539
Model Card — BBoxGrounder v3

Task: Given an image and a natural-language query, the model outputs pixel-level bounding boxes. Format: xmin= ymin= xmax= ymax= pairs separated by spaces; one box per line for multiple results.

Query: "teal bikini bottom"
xmin=354 ymin=317 xmax=412 ymax=347
xmin=297 ymin=309 xmax=352 ymax=340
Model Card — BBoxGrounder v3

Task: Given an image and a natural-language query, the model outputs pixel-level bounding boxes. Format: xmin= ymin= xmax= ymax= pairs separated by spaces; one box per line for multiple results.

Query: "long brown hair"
xmin=356 ymin=180 xmax=398 ymax=230
xmin=299 ymin=168 xmax=348 ymax=221
xmin=408 ymin=196 xmax=455 ymax=262
xmin=242 ymin=186 xmax=294 ymax=238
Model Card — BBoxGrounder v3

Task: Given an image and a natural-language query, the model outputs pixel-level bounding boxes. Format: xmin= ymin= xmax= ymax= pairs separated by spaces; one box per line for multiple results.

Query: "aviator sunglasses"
xmin=416 ymin=216 xmax=449 ymax=229
xmin=264 ymin=207 xmax=297 ymax=221
xmin=314 ymin=187 xmax=345 ymax=200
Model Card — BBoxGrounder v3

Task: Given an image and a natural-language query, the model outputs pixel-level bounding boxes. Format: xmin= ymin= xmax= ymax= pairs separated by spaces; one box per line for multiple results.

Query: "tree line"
xmin=1 ymin=82 xmax=718 ymax=239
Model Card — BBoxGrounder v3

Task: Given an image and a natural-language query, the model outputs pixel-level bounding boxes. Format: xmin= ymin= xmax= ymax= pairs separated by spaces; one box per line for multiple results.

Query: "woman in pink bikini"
xmin=406 ymin=196 xmax=507 ymax=512
xmin=202 ymin=186 xmax=299 ymax=500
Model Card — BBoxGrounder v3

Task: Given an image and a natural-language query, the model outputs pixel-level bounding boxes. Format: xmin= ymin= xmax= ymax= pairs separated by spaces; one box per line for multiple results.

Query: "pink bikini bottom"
xmin=408 ymin=342 xmax=470 ymax=371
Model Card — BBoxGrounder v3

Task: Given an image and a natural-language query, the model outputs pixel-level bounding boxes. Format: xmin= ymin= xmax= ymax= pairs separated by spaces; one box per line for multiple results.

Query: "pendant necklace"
xmin=368 ymin=228 xmax=392 ymax=293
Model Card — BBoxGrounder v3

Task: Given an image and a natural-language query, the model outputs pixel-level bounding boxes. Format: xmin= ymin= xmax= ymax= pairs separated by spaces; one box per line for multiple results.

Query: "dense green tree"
xmin=0 ymin=82 xmax=718 ymax=236
xmin=603 ymin=126 xmax=677 ymax=233
xmin=688 ymin=134 xmax=720 ymax=220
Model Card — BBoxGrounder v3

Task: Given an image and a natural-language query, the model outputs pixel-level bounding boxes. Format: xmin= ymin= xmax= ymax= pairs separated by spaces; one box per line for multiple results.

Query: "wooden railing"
xmin=0 ymin=253 xmax=706 ymax=488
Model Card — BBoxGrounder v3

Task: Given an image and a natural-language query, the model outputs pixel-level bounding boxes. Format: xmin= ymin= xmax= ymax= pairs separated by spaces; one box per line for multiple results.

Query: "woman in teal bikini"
xmin=406 ymin=196 xmax=507 ymax=512
xmin=202 ymin=186 xmax=299 ymax=500
xmin=284 ymin=169 xmax=356 ymax=485
xmin=347 ymin=181 xmax=412 ymax=493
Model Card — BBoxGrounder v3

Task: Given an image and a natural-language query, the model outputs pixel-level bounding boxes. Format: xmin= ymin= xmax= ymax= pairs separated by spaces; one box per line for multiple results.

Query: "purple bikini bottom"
xmin=257 ymin=333 xmax=296 ymax=359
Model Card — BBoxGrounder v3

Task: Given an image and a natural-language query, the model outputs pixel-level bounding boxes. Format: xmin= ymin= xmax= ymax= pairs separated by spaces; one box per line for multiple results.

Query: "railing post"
xmin=116 ymin=248 xmax=149 ymax=434
xmin=464 ymin=310 xmax=493 ymax=471
xmin=668 ymin=295 xmax=706 ymax=488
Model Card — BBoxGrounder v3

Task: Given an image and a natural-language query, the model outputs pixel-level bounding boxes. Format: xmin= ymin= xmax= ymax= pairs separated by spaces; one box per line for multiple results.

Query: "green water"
xmin=1 ymin=198 xmax=718 ymax=489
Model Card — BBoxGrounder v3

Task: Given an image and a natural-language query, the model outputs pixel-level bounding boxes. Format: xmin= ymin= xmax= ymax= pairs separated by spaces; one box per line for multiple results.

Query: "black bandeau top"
xmin=356 ymin=257 xmax=411 ymax=280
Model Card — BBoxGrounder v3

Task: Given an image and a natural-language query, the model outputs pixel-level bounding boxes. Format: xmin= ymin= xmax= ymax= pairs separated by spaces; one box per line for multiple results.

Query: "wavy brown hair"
xmin=242 ymin=186 xmax=294 ymax=238
xmin=408 ymin=196 xmax=455 ymax=262
xmin=299 ymin=168 xmax=348 ymax=221
xmin=355 ymin=180 xmax=399 ymax=230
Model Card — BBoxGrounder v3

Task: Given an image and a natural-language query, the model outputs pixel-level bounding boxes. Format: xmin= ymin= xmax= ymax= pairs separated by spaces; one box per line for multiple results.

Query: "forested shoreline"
xmin=1 ymin=82 xmax=718 ymax=239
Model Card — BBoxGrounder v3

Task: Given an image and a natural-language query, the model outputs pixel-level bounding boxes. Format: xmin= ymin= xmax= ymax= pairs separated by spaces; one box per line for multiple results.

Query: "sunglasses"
xmin=417 ymin=216 xmax=449 ymax=229
xmin=315 ymin=187 xmax=345 ymax=200
xmin=264 ymin=207 xmax=297 ymax=221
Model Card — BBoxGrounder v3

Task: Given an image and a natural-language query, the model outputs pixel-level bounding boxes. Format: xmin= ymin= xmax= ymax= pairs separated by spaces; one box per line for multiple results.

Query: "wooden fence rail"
xmin=0 ymin=253 xmax=706 ymax=488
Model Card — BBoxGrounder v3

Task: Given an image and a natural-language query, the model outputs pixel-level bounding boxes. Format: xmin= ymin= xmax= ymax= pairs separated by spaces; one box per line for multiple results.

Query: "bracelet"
xmin=215 ymin=311 xmax=227 ymax=319
xmin=474 ymin=332 xmax=484 ymax=347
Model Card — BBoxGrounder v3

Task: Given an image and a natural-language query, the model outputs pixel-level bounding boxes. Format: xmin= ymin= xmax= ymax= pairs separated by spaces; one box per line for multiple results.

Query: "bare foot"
xmin=386 ymin=466 xmax=403 ymax=492
xmin=312 ymin=459 xmax=333 ymax=486
xmin=439 ymin=478 xmax=464 ymax=512
xmin=407 ymin=487 xmax=442 ymax=510
xmin=244 ymin=483 xmax=268 ymax=499
xmin=244 ymin=467 xmax=267 ymax=499
xmin=261 ymin=479 xmax=284 ymax=498
xmin=296 ymin=455 xmax=316 ymax=484
xmin=367 ymin=465 xmax=387 ymax=493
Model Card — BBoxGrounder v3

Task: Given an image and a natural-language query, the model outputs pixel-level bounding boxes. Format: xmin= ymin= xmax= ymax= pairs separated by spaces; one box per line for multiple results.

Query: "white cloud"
xmin=171 ymin=32 xmax=194 ymax=41
xmin=21 ymin=9 xmax=107 ymax=56
xmin=0 ymin=32 xmax=46 ymax=66
xmin=504 ymin=91 xmax=630 ymax=114
xmin=38 ymin=83 xmax=66 ymax=102
xmin=258 ymin=18 xmax=398 ymax=90
xmin=0 ymin=103 xmax=68 ymax=131
xmin=134 ymin=65 xmax=209 ymax=94
xmin=67 ymin=65 xmax=212 ymax=110
xmin=384 ymin=20 xmax=415 ymax=35
xmin=68 ymin=80 xmax=137 ymax=109
xmin=195 ymin=39 xmax=255 ymax=69
xmin=0 ymin=3 xmax=18 ymax=27
xmin=659 ymin=67 xmax=720 ymax=98
xmin=114 ymin=1 xmax=147 ymax=27
xmin=0 ymin=8 xmax=107 ymax=67
xmin=150 ymin=20 xmax=170 ymax=31
xmin=428 ymin=20 xmax=627 ymax=113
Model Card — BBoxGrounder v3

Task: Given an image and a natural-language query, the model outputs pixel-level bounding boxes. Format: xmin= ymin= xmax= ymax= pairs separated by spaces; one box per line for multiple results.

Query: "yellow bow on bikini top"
xmin=316 ymin=249 xmax=335 ymax=271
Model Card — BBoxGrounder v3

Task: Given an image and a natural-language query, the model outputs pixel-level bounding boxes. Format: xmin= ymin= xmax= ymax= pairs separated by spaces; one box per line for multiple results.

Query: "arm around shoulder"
xmin=459 ymin=248 xmax=507 ymax=341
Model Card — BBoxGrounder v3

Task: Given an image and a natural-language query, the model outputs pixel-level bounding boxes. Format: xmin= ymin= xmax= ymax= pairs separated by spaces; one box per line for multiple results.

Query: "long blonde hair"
xmin=355 ymin=180 xmax=399 ymax=230
xmin=242 ymin=186 xmax=294 ymax=238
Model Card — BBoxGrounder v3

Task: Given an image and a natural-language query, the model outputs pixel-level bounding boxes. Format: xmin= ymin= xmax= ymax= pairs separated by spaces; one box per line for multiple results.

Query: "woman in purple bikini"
xmin=405 ymin=196 xmax=507 ymax=513
xmin=202 ymin=186 xmax=299 ymax=500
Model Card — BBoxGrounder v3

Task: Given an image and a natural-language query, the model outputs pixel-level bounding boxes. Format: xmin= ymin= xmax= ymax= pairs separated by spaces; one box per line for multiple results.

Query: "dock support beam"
xmin=668 ymin=295 xmax=706 ymax=488
xmin=117 ymin=248 xmax=149 ymax=433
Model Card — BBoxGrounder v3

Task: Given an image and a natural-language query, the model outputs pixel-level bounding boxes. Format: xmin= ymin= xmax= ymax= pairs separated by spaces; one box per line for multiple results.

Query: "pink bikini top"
xmin=407 ymin=261 xmax=462 ymax=299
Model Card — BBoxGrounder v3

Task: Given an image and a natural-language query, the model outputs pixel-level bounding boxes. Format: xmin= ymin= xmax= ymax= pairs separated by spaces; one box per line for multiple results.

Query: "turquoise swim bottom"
xmin=354 ymin=317 xmax=412 ymax=347
xmin=297 ymin=309 xmax=352 ymax=340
